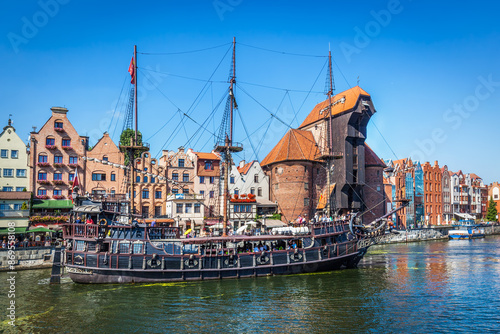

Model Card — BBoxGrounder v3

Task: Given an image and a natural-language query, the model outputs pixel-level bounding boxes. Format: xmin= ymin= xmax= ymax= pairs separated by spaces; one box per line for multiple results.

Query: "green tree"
xmin=21 ymin=201 xmax=28 ymax=210
xmin=486 ymin=197 xmax=498 ymax=222
xmin=120 ymin=128 xmax=143 ymax=165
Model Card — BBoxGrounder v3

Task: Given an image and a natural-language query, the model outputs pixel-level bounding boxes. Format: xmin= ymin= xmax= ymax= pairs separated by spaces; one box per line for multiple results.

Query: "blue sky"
xmin=2 ymin=0 xmax=500 ymax=183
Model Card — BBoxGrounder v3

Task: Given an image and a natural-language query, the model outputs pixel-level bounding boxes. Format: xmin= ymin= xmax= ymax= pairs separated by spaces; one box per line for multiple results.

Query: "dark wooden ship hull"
xmin=66 ymin=246 xmax=365 ymax=284
xmin=62 ymin=221 xmax=373 ymax=284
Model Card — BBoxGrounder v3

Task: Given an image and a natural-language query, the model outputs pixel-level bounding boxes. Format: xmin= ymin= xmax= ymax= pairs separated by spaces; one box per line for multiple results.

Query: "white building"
xmin=0 ymin=117 xmax=29 ymax=192
xmin=165 ymin=193 xmax=205 ymax=232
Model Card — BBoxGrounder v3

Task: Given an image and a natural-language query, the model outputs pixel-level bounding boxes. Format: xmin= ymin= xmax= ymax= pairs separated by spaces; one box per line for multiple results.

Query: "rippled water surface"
xmin=1 ymin=236 xmax=499 ymax=333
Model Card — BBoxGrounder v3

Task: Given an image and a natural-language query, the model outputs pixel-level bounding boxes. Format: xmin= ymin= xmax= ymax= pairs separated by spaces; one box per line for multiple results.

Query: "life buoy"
xmin=99 ymin=219 xmax=108 ymax=227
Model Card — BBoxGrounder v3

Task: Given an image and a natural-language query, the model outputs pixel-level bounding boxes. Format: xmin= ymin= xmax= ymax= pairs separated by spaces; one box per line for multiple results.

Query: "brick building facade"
xmin=423 ymin=161 xmax=442 ymax=225
xmin=29 ymin=107 xmax=88 ymax=200
xmin=363 ymin=145 xmax=386 ymax=223
xmin=261 ymin=87 xmax=380 ymax=223
xmin=85 ymin=132 xmax=125 ymax=196
xmin=132 ymin=151 xmax=167 ymax=218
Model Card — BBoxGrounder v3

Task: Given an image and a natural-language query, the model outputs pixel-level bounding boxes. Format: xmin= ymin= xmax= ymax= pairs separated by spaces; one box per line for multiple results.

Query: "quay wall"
xmin=0 ymin=247 xmax=55 ymax=271
xmin=380 ymin=225 xmax=500 ymax=244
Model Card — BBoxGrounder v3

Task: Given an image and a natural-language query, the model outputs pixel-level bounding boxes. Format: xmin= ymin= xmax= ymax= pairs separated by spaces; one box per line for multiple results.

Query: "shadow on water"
xmin=1 ymin=236 xmax=499 ymax=333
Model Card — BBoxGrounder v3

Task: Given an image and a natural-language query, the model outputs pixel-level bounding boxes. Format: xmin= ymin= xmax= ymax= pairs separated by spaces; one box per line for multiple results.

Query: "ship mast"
xmin=327 ymin=50 xmax=333 ymax=217
xmin=324 ymin=48 xmax=342 ymax=217
xmin=120 ymin=45 xmax=149 ymax=219
xmin=215 ymin=37 xmax=242 ymax=237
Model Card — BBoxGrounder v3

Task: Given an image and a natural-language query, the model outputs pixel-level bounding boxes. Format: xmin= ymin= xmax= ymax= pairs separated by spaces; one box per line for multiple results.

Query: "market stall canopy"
xmin=32 ymin=200 xmax=73 ymax=210
xmin=0 ymin=227 xmax=27 ymax=235
xmin=263 ymin=219 xmax=287 ymax=228
xmin=210 ymin=223 xmax=223 ymax=229
xmin=28 ymin=227 xmax=54 ymax=233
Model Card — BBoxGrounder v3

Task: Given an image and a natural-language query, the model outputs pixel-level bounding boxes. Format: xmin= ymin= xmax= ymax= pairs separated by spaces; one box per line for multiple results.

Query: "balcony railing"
xmin=166 ymin=193 xmax=205 ymax=201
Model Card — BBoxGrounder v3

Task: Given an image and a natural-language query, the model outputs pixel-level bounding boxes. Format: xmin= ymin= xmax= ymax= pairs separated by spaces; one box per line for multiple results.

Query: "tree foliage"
xmin=486 ymin=197 xmax=498 ymax=222
xmin=120 ymin=128 xmax=143 ymax=165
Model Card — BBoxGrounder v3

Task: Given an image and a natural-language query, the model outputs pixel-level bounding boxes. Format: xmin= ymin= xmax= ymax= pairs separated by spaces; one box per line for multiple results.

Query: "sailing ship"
xmin=62 ymin=40 xmax=408 ymax=283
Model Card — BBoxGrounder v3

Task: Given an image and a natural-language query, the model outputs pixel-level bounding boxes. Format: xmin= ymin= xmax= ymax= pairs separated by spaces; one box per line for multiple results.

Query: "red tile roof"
xmin=299 ymin=86 xmax=370 ymax=129
xmin=261 ymin=129 xmax=319 ymax=166
xmin=470 ymin=173 xmax=481 ymax=180
xmin=0 ymin=192 xmax=31 ymax=200
xmin=365 ymin=144 xmax=386 ymax=167
xmin=237 ymin=161 xmax=254 ymax=175
xmin=194 ymin=152 xmax=220 ymax=160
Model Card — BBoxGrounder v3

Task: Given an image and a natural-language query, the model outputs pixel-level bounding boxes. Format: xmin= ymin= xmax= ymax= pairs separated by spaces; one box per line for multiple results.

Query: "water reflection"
xmin=1 ymin=236 xmax=499 ymax=333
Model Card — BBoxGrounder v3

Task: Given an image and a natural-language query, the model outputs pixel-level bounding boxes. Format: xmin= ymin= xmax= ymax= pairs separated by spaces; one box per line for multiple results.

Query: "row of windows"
xmin=92 ymin=172 xmax=116 ymax=181
xmin=0 ymin=203 xmax=23 ymax=210
xmin=198 ymin=190 xmax=215 ymax=198
xmin=233 ymin=204 xmax=252 ymax=213
xmin=38 ymin=154 xmax=78 ymax=164
xmin=175 ymin=203 xmax=201 ymax=214
xmin=45 ymin=137 xmax=70 ymax=147
xmin=171 ymin=188 xmax=190 ymax=195
xmin=227 ymin=174 xmax=260 ymax=184
xmin=1 ymin=187 xmax=26 ymax=192
xmin=38 ymin=171 xmax=75 ymax=181
xmin=233 ymin=188 xmax=263 ymax=196
xmin=1 ymin=169 xmax=27 ymax=178
xmin=136 ymin=175 xmax=156 ymax=183
xmin=172 ymin=173 xmax=191 ymax=182
xmin=141 ymin=190 xmax=163 ymax=199
xmin=45 ymin=137 xmax=72 ymax=147
xmin=199 ymin=176 xmax=215 ymax=184
xmin=37 ymin=188 xmax=68 ymax=196
xmin=1 ymin=149 xmax=18 ymax=159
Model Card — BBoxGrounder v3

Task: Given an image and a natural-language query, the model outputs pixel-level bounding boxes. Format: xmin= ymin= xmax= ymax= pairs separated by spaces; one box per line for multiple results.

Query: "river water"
xmin=1 ymin=236 xmax=499 ymax=333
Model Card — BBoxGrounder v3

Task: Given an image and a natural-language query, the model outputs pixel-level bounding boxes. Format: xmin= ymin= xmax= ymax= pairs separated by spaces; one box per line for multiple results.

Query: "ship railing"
xmin=63 ymin=223 xmax=181 ymax=240
xmin=62 ymin=223 xmax=99 ymax=239
xmin=147 ymin=227 xmax=180 ymax=240
xmin=310 ymin=221 xmax=348 ymax=236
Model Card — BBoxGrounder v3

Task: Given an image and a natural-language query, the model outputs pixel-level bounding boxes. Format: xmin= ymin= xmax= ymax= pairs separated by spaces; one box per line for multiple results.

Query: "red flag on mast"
xmin=72 ymin=168 xmax=79 ymax=189
xmin=128 ymin=57 xmax=135 ymax=84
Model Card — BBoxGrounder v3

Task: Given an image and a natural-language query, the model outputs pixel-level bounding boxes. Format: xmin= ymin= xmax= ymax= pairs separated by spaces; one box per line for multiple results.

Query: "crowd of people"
xmin=1 ymin=233 xmax=55 ymax=248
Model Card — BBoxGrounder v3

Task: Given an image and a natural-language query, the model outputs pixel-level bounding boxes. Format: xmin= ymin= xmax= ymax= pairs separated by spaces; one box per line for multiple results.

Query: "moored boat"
xmin=448 ymin=220 xmax=485 ymax=239
xmin=61 ymin=40 xmax=408 ymax=283
xmin=62 ymin=194 xmax=408 ymax=283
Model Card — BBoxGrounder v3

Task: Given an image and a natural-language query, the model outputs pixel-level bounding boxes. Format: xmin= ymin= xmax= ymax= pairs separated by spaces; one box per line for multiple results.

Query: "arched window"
xmin=62 ymin=138 xmax=71 ymax=148
xmin=102 ymin=155 xmax=108 ymax=162
xmin=45 ymin=136 xmax=55 ymax=146
xmin=111 ymin=172 xmax=116 ymax=181
xmin=38 ymin=154 xmax=48 ymax=164
xmin=143 ymin=176 xmax=148 ymax=183
xmin=92 ymin=172 xmax=106 ymax=181
xmin=54 ymin=120 xmax=63 ymax=130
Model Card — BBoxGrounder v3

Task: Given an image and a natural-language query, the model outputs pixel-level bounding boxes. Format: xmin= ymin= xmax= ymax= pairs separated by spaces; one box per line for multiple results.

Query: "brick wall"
xmin=85 ymin=133 xmax=125 ymax=195
xmin=364 ymin=165 xmax=385 ymax=223
xmin=30 ymin=107 xmax=88 ymax=199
